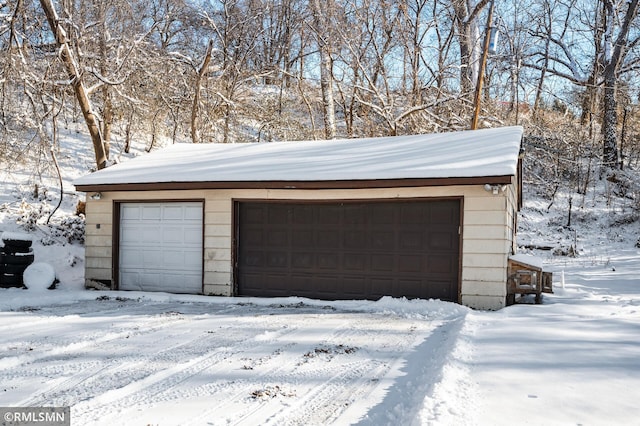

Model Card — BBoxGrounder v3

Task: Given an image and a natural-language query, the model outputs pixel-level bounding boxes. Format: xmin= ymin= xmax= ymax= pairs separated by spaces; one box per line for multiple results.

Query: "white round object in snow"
xmin=23 ymin=263 xmax=56 ymax=291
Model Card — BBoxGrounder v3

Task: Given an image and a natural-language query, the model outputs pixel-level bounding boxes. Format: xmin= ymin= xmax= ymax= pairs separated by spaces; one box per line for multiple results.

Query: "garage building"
xmin=75 ymin=126 xmax=524 ymax=310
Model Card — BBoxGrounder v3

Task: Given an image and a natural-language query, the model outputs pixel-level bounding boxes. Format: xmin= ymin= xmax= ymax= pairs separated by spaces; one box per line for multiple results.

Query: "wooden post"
xmin=471 ymin=0 xmax=495 ymax=130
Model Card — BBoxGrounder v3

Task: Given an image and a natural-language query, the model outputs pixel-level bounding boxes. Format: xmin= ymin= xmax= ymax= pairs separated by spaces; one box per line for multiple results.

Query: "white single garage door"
xmin=119 ymin=202 xmax=203 ymax=293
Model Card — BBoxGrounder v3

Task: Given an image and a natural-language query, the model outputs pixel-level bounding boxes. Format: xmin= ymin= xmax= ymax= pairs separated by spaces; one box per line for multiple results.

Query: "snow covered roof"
xmin=509 ymin=253 xmax=544 ymax=270
xmin=74 ymin=126 xmax=523 ymax=190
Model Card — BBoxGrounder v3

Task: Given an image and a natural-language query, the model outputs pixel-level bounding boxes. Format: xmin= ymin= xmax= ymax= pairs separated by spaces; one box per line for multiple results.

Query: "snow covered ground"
xmin=0 ymin=251 xmax=638 ymax=426
xmin=1 ymin=132 xmax=639 ymax=425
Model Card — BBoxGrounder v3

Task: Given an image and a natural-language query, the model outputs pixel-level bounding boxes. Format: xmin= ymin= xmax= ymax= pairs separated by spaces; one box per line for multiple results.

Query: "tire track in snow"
xmin=72 ymin=315 xmax=309 ymax=424
xmin=259 ymin=359 xmax=391 ymax=426
xmin=257 ymin=318 xmax=442 ymax=426
xmin=1 ymin=301 xmax=460 ymax=425
xmin=78 ymin=313 xmax=363 ymax=425
xmin=0 ymin=299 xmax=247 ymax=373
xmin=0 ymin=309 xmax=190 ymax=372
xmin=1 ymin=302 xmax=248 ymax=408
xmin=354 ymin=316 xmax=468 ymax=425
xmin=184 ymin=315 xmax=438 ymax=426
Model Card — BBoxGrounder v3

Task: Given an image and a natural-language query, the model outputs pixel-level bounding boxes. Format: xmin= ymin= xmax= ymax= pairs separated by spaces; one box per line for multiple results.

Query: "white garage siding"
xmin=117 ymin=202 xmax=203 ymax=294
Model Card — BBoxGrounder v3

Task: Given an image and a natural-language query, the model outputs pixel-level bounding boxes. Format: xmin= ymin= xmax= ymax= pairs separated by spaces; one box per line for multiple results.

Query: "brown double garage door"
xmin=236 ymin=199 xmax=461 ymax=302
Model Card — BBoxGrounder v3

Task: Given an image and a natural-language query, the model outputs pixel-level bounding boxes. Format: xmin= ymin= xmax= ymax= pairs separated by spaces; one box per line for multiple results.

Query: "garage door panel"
xmin=400 ymin=206 xmax=424 ymax=224
xmin=371 ymin=254 xmax=394 ymax=272
xmin=345 ymin=231 xmax=367 ymax=248
xmin=398 ymin=255 xmax=422 ymax=273
xmin=344 ymin=253 xmax=367 ymax=271
xmin=429 ymin=280 xmax=453 ymax=300
xmin=342 ymin=276 xmax=366 ymax=296
xmin=244 ymin=230 xmax=263 ymax=246
xmin=238 ymin=200 xmax=460 ymax=302
xmin=120 ymin=226 xmax=162 ymax=244
xmin=142 ymin=249 xmax=163 ymax=268
xmin=400 ymin=232 xmax=422 ymax=250
xmin=292 ymin=252 xmax=314 ymax=269
xmin=244 ymin=251 xmax=264 ymax=267
xmin=371 ymin=231 xmax=394 ymax=249
xmin=121 ymin=271 xmax=142 ymax=290
xmin=183 ymin=226 xmax=202 ymax=243
xmin=318 ymin=253 xmax=339 ymax=269
xmin=161 ymin=250 xmax=186 ymax=268
xmin=429 ymin=231 xmax=457 ymax=250
xmin=160 ymin=273 xmax=200 ymax=294
xmin=344 ymin=205 xmax=366 ymax=224
xmin=289 ymin=274 xmax=311 ymax=293
xmin=119 ymin=202 xmax=203 ymax=294
xmin=428 ymin=255 xmax=456 ymax=274
xmin=370 ymin=277 xmax=393 ymax=297
xmin=184 ymin=205 xmax=203 ymax=220
xmin=244 ymin=206 xmax=265 ymax=224
xmin=264 ymin=274 xmax=288 ymax=293
xmin=140 ymin=272 xmax=162 ymax=288
xmin=119 ymin=227 xmax=141 ymax=243
xmin=318 ymin=231 xmax=340 ymax=248
xmin=319 ymin=207 xmax=340 ymax=224
xmin=162 ymin=226 xmax=186 ymax=243
xmin=162 ymin=205 xmax=185 ymax=220
xmin=293 ymin=206 xmax=314 ymax=224
xmin=142 ymin=227 xmax=162 ymax=243
xmin=430 ymin=204 xmax=457 ymax=224
xmin=370 ymin=205 xmax=395 ymax=224
xmin=240 ymin=272 xmax=263 ymax=292
xmin=267 ymin=230 xmax=288 ymax=246
xmin=266 ymin=252 xmax=288 ymax=267
xmin=121 ymin=205 xmax=141 ymax=220
xmin=315 ymin=275 xmax=340 ymax=294
xmin=292 ymin=230 xmax=313 ymax=247
xmin=142 ymin=205 xmax=162 ymax=220
xmin=268 ymin=206 xmax=289 ymax=224
xmin=182 ymin=251 xmax=202 ymax=268
xmin=120 ymin=251 xmax=142 ymax=268
xmin=396 ymin=279 xmax=423 ymax=298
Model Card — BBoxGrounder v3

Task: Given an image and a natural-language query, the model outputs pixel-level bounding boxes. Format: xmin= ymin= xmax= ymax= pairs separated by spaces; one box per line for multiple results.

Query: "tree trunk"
xmin=102 ymin=91 xmax=112 ymax=158
xmin=601 ymin=0 xmax=639 ymax=169
xmin=310 ymin=0 xmax=336 ymax=139
xmin=98 ymin=0 xmax=111 ymax=159
xmin=533 ymin=1 xmax=551 ymax=116
xmin=456 ymin=19 xmax=474 ymax=94
xmin=39 ymin=0 xmax=108 ymax=170
xmin=602 ymin=70 xmax=619 ymax=169
xmin=452 ymin=0 xmax=490 ymax=97
xmin=191 ymin=40 xmax=214 ymax=144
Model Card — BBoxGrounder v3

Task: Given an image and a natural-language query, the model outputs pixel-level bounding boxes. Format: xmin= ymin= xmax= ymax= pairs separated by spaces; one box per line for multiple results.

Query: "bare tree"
xmin=39 ymin=0 xmax=108 ymax=170
xmin=525 ymin=0 xmax=640 ymax=170
xmin=601 ymin=0 xmax=640 ymax=169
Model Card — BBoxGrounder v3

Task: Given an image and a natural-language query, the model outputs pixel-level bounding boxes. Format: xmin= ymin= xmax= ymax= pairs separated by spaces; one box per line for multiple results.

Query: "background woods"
xmin=1 ymin=0 xmax=640 ymax=192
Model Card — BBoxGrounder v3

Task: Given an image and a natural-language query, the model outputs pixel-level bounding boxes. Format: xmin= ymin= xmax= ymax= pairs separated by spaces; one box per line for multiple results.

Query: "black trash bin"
xmin=0 ymin=235 xmax=34 ymax=288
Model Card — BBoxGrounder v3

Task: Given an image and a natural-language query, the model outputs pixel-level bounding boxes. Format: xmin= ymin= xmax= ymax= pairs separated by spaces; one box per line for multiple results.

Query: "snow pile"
xmin=1 ymin=231 xmax=33 ymax=243
xmin=23 ymin=262 xmax=56 ymax=291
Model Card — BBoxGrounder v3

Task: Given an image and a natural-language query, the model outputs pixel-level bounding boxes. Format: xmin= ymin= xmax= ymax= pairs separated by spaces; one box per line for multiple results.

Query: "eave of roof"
xmin=75 ymin=175 xmax=513 ymax=192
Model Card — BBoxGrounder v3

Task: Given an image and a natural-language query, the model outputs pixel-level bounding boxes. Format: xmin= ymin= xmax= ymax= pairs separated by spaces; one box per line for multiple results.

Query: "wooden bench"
xmin=507 ymin=256 xmax=553 ymax=305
